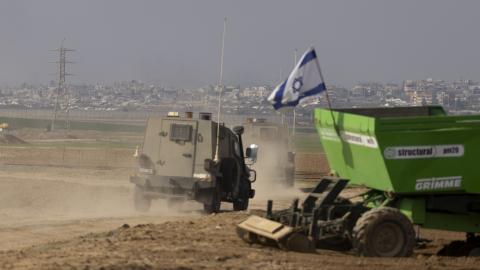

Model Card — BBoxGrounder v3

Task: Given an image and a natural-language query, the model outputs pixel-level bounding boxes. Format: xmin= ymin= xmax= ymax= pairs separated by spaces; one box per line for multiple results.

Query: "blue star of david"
xmin=292 ymin=77 xmax=303 ymax=93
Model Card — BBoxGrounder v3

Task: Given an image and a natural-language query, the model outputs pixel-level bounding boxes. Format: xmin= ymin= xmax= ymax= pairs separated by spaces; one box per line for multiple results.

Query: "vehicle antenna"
xmin=214 ymin=17 xmax=227 ymax=162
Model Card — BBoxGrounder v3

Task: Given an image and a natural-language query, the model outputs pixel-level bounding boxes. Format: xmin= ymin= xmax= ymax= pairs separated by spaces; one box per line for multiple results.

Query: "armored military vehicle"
xmin=130 ymin=111 xmax=258 ymax=213
xmin=242 ymin=118 xmax=295 ymax=186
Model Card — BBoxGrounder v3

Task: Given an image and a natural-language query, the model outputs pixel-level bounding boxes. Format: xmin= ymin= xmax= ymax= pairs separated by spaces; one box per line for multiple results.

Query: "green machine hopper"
xmin=237 ymin=106 xmax=480 ymax=257
xmin=315 ymin=106 xmax=480 ymax=233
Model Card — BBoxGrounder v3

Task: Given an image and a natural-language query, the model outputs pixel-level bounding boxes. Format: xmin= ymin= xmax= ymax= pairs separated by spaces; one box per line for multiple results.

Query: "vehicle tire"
xmin=352 ymin=207 xmax=415 ymax=257
xmin=233 ymin=197 xmax=249 ymax=211
xmin=233 ymin=179 xmax=251 ymax=211
xmin=203 ymin=188 xmax=221 ymax=214
xmin=134 ymin=186 xmax=151 ymax=212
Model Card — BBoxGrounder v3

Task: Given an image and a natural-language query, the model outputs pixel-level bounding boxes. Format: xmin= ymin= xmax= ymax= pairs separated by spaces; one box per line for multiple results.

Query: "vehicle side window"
xmin=170 ymin=124 xmax=192 ymax=142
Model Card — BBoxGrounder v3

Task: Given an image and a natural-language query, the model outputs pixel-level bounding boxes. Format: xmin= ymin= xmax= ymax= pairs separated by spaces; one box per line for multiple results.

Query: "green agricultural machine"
xmin=237 ymin=106 xmax=480 ymax=257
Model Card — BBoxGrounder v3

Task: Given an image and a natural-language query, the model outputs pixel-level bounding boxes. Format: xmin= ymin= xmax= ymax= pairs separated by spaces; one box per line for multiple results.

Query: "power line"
xmin=50 ymin=38 xmax=75 ymax=132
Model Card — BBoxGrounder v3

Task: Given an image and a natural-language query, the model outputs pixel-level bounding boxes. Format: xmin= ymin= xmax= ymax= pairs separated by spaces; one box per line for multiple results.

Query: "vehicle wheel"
xmin=352 ymin=207 xmax=415 ymax=257
xmin=134 ymin=186 xmax=151 ymax=212
xmin=233 ymin=179 xmax=251 ymax=211
xmin=233 ymin=197 xmax=249 ymax=211
xmin=203 ymin=188 xmax=221 ymax=214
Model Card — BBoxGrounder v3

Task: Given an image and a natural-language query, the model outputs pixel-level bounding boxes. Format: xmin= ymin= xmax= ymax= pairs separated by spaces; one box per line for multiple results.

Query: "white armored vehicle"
xmin=130 ymin=112 xmax=258 ymax=213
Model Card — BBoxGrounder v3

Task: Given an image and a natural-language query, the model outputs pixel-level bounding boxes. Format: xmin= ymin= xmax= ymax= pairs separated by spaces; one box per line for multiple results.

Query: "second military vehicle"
xmin=242 ymin=118 xmax=295 ymax=186
xmin=130 ymin=111 xmax=258 ymax=213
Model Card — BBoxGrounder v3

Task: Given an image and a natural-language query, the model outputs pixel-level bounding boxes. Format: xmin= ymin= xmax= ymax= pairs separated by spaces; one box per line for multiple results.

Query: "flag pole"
xmin=279 ymin=68 xmax=285 ymax=125
xmin=214 ymin=17 xmax=227 ymax=162
xmin=312 ymin=47 xmax=339 ymax=133
xmin=293 ymin=49 xmax=298 ymax=137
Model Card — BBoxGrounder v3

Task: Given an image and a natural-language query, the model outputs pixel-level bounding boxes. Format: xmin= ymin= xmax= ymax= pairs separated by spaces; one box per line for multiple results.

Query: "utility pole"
xmin=50 ymin=39 xmax=74 ymax=132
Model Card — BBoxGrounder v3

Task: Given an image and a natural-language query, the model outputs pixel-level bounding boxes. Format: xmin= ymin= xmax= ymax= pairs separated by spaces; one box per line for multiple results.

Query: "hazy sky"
xmin=0 ymin=0 xmax=479 ymax=88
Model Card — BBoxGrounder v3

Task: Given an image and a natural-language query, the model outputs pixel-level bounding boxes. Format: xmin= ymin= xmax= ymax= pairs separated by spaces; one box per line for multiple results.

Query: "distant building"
xmin=241 ymin=86 xmax=270 ymax=98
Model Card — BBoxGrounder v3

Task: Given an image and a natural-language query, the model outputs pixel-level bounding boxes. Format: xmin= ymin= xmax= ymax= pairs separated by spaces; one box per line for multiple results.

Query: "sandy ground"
xmin=0 ymin=126 xmax=476 ymax=269
xmin=0 ymin=164 xmax=476 ymax=269
xmin=0 ymin=163 xmax=301 ymax=251
xmin=0 ymin=165 xmax=205 ymax=251
xmin=0 ymin=212 xmax=477 ymax=270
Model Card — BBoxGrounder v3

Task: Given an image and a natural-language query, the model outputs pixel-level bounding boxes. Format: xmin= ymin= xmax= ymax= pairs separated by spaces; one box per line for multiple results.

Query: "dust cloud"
xmin=0 ymin=169 xmax=201 ymax=228
xmin=250 ymin=144 xmax=304 ymax=209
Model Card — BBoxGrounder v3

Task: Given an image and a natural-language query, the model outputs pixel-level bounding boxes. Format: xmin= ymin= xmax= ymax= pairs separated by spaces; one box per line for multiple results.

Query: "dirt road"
xmin=0 ymin=165 xmax=205 ymax=251
xmin=0 ymin=164 xmax=299 ymax=252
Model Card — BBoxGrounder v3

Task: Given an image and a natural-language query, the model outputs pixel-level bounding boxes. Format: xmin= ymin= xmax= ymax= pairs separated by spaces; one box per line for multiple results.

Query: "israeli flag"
xmin=268 ymin=47 xmax=326 ymax=110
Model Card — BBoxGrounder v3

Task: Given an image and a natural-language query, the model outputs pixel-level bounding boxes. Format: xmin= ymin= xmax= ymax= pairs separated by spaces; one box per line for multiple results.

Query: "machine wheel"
xmin=352 ymin=207 xmax=415 ymax=257
xmin=134 ymin=186 xmax=151 ymax=212
xmin=203 ymin=188 xmax=221 ymax=214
